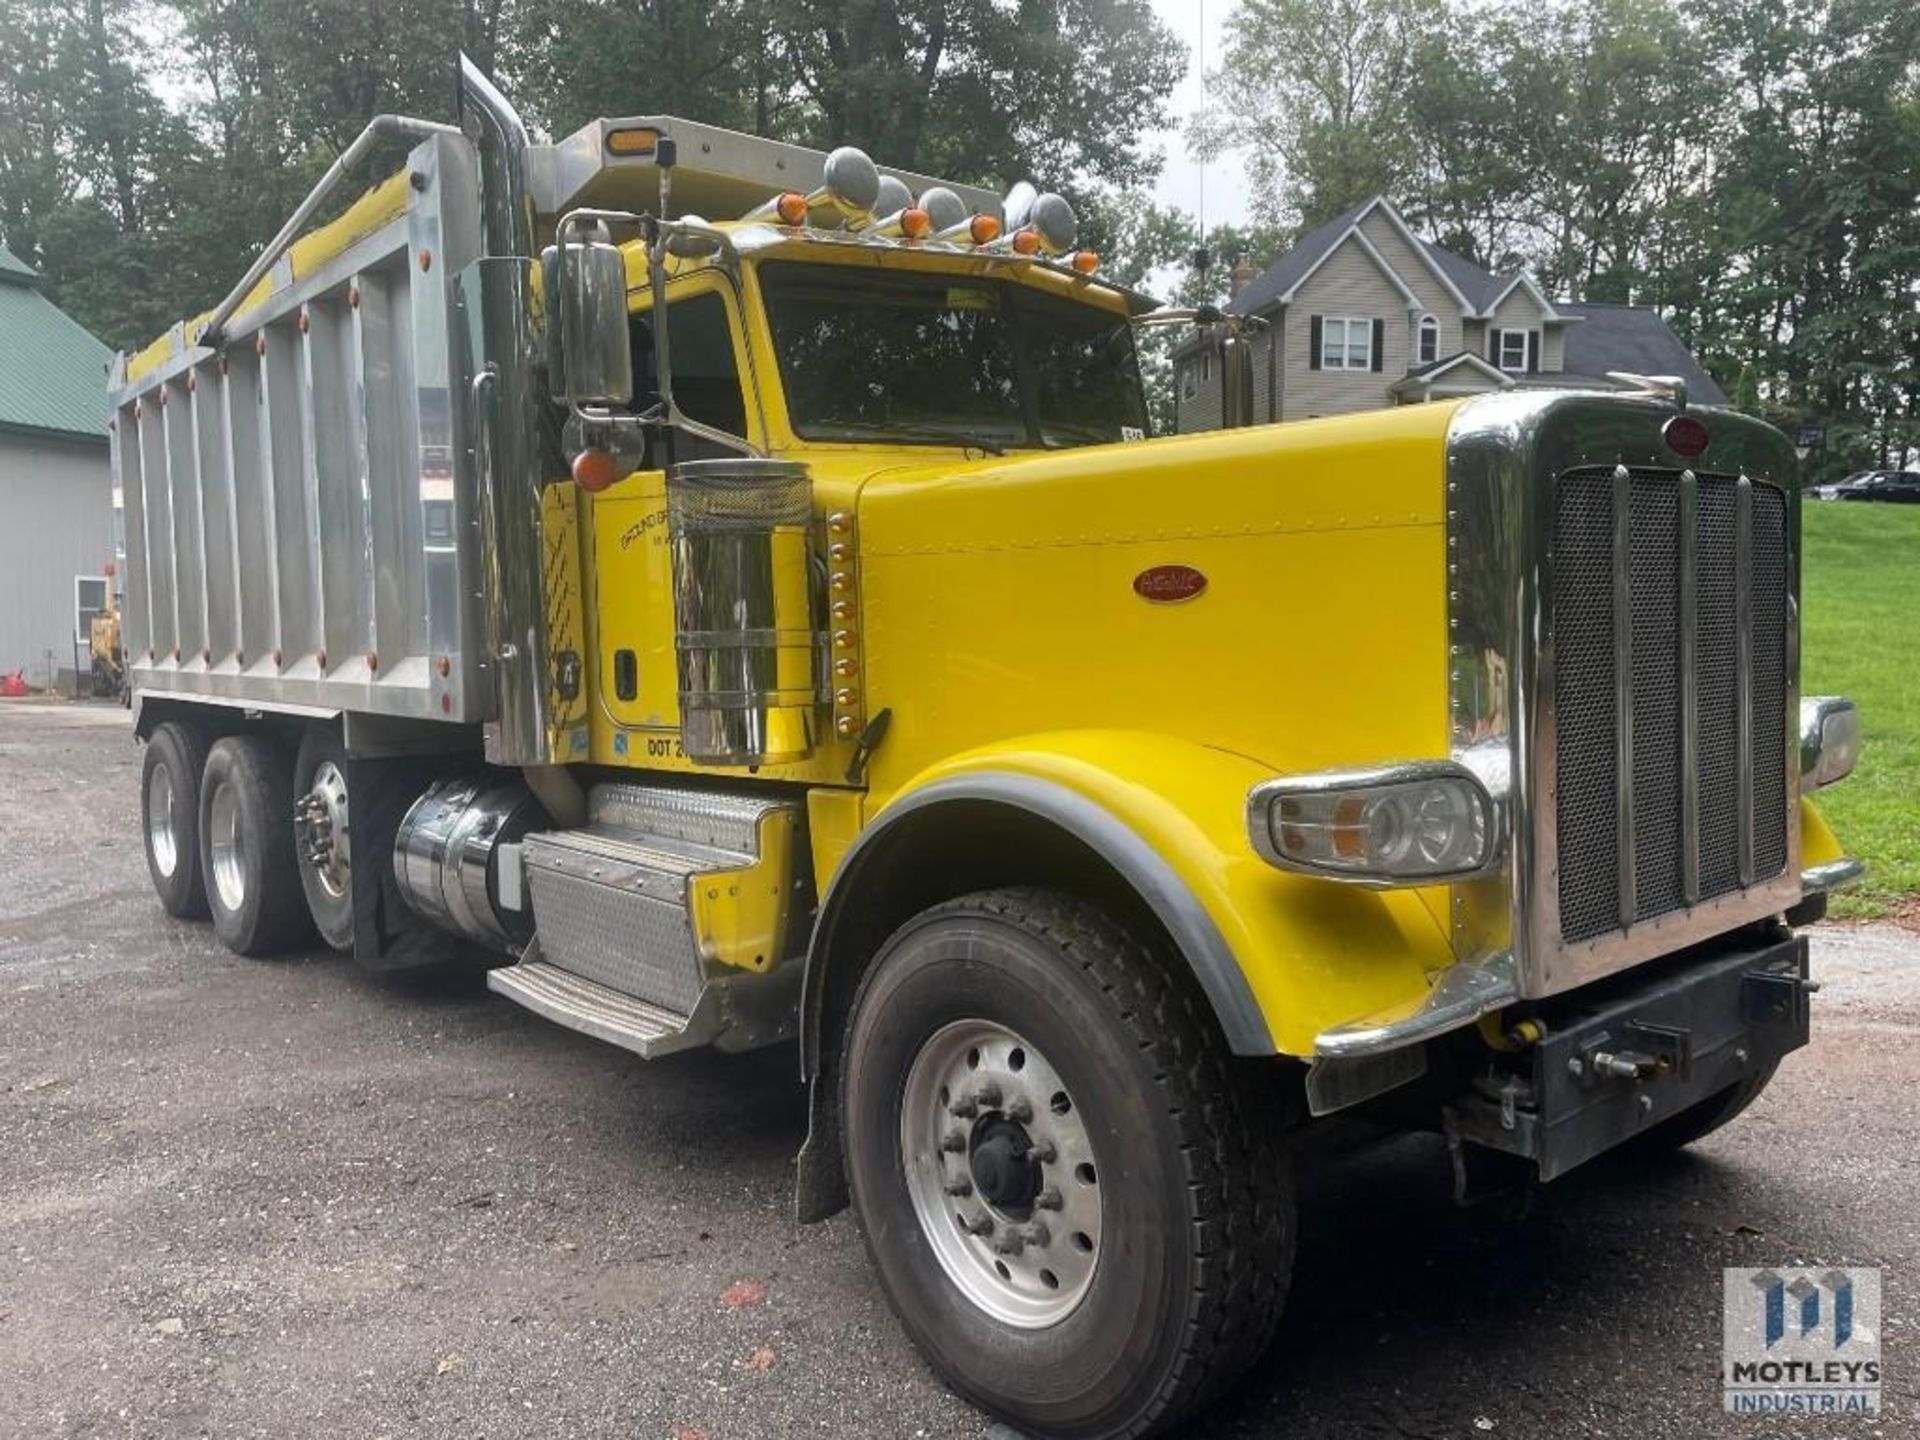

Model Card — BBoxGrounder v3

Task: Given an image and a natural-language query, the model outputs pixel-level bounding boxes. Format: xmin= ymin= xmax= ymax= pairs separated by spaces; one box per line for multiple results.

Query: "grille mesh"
xmin=1551 ymin=468 xmax=1790 ymax=945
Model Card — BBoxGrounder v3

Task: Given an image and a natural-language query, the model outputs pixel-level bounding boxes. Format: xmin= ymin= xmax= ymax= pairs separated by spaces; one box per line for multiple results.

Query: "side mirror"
xmin=542 ymin=229 xmax=633 ymax=407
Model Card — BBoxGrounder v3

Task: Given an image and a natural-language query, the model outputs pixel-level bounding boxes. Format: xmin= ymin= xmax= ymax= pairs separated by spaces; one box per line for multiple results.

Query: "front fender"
xmin=825 ymin=730 xmax=1456 ymax=1059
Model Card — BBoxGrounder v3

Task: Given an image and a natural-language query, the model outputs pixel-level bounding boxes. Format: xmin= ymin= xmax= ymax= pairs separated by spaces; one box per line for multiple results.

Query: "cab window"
xmin=631 ymin=290 xmax=750 ymax=461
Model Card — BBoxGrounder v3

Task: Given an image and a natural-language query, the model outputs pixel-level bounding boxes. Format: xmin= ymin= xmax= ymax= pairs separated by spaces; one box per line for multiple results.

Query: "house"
xmin=0 ymin=244 xmax=115 ymax=691
xmin=1172 ymin=196 xmax=1727 ymax=432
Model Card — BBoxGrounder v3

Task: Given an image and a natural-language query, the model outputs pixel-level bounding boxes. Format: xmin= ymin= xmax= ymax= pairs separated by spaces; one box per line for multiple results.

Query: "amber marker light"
xmin=1069 ymin=250 xmax=1100 ymax=275
xmin=572 ymin=447 xmax=619 ymax=493
xmin=1009 ymin=227 xmax=1041 ymax=255
xmin=900 ymin=208 xmax=932 ymax=239
xmin=970 ymin=214 xmax=1003 ymax=245
xmin=605 ymin=126 xmax=659 ymax=156
xmin=775 ymin=191 xmax=810 ymax=226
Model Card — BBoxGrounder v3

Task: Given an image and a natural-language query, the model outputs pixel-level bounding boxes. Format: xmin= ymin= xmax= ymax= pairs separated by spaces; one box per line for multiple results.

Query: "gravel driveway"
xmin=2 ymin=702 xmax=1914 ymax=1438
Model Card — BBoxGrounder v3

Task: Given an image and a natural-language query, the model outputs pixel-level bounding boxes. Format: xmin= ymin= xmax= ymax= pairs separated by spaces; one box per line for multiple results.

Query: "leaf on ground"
xmin=720 ymin=1278 xmax=766 ymax=1309
xmin=673 ymin=1428 xmax=708 ymax=1440
xmin=741 ymin=1345 xmax=776 ymax=1371
xmin=434 ymin=1352 xmax=465 ymax=1376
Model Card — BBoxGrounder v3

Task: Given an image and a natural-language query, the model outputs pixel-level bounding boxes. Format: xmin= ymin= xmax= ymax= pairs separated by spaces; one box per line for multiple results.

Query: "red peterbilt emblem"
xmin=1133 ymin=564 xmax=1207 ymax=603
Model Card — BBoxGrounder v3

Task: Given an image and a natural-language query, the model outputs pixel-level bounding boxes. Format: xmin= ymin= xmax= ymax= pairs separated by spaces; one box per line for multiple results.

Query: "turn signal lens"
xmin=605 ymin=127 xmax=660 ymax=156
xmin=900 ymin=207 xmax=932 ymax=239
xmin=969 ymin=214 xmax=1002 ymax=245
xmin=1800 ymin=696 xmax=1861 ymax=791
xmin=571 ymin=446 xmax=620 ymax=493
xmin=1248 ymin=763 xmax=1496 ymax=885
xmin=775 ymin=191 xmax=809 ymax=226
xmin=1009 ymin=227 xmax=1041 ymax=256
xmin=1069 ymin=250 xmax=1099 ymax=275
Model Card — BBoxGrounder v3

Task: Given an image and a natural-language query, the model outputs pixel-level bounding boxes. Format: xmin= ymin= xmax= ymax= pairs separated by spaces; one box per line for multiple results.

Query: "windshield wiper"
xmin=811 ymin=417 xmax=1008 ymax=456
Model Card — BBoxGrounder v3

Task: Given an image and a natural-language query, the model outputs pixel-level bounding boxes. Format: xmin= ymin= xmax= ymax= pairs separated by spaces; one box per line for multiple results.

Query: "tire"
xmin=841 ymin=887 xmax=1292 ymax=1439
xmin=142 ymin=721 xmax=210 ymax=920
xmin=1627 ymin=1061 xmax=1780 ymax=1155
xmin=197 ymin=735 xmax=314 ymax=957
xmin=293 ymin=724 xmax=354 ymax=951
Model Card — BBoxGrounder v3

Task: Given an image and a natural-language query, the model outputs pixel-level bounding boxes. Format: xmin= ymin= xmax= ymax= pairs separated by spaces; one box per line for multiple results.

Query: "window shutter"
xmin=1309 ymin=315 xmax=1323 ymax=371
xmin=1488 ymin=327 xmax=1501 ymax=363
xmin=1371 ymin=318 xmax=1385 ymax=372
xmin=1527 ymin=330 xmax=1541 ymax=372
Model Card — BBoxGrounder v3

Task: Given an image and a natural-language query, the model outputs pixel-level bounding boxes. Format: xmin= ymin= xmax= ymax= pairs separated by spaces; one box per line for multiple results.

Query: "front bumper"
xmin=1445 ymin=928 xmax=1811 ymax=1181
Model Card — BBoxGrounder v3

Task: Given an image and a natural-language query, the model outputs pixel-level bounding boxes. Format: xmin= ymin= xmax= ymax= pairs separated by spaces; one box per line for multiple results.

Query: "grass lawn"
xmin=1800 ymin=500 xmax=1920 ymax=919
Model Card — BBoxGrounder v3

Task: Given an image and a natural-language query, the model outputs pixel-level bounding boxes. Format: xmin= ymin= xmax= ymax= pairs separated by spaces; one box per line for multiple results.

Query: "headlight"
xmin=1800 ymin=696 xmax=1861 ymax=791
xmin=1247 ymin=762 xmax=1497 ymax=885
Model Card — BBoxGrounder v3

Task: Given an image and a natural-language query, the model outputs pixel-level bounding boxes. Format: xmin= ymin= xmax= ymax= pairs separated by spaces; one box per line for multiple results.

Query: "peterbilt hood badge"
xmin=1133 ymin=564 xmax=1207 ymax=603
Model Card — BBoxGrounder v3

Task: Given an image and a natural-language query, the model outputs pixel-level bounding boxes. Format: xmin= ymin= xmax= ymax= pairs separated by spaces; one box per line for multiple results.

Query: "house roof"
xmin=1227 ymin=198 xmax=1376 ymax=317
xmin=0 ymin=245 xmax=113 ymax=444
xmin=1557 ymin=301 xmax=1728 ymax=406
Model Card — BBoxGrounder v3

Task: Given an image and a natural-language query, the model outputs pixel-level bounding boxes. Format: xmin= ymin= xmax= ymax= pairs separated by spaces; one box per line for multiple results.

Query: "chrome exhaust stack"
xmin=459 ymin=54 xmax=565 ymax=767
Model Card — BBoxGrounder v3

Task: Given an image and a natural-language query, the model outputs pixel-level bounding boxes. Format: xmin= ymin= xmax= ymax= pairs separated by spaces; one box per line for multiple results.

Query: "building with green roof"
xmin=0 ymin=243 xmax=115 ymax=690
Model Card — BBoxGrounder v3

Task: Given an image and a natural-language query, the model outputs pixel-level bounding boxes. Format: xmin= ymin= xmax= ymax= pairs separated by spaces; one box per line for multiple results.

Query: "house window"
xmin=1418 ymin=315 xmax=1438 ymax=365
xmin=1498 ymin=327 xmax=1535 ymax=373
xmin=1321 ymin=316 xmax=1372 ymax=370
xmin=74 ymin=576 xmax=108 ymax=642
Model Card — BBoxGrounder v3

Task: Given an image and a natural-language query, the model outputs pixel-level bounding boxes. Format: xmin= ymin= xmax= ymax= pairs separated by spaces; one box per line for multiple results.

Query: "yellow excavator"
xmin=89 ymin=562 xmax=126 ymax=701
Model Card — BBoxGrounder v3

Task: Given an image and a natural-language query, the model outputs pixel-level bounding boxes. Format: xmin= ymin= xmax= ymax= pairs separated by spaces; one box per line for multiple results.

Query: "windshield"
xmin=757 ymin=261 xmax=1150 ymax=450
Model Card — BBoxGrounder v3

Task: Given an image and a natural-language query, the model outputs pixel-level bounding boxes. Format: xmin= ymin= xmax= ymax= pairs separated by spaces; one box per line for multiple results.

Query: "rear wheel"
xmin=842 ymin=888 xmax=1292 ymax=1439
xmin=198 ymin=735 xmax=313 ymax=957
xmin=142 ymin=721 xmax=209 ymax=919
xmin=293 ymin=725 xmax=354 ymax=951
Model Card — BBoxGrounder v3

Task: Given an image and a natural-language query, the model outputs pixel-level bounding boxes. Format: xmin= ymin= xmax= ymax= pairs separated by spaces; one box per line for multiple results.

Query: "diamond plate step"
xmin=588 ymin=782 xmax=794 ymax=856
xmin=487 ymin=957 xmax=717 ymax=1059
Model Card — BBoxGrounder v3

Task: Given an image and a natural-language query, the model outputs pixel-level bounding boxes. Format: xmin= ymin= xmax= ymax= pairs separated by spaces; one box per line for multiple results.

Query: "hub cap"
xmin=901 ymin=1020 xmax=1102 ymax=1328
xmin=147 ymin=762 xmax=177 ymax=878
xmin=207 ymin=778 xmax=247 ymax=913
xmin=296 ymin=760 xmax=351 ymax=899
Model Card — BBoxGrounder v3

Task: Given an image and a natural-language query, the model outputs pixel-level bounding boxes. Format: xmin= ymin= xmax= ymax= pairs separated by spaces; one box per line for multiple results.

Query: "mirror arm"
xmin=646 ymin=219 xmax=762 ymax=459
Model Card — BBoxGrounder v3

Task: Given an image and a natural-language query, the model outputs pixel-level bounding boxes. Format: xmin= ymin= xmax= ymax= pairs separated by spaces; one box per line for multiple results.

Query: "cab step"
xmin=487 ymin=952 xmax=718 ymax=1058
xmin=487 ymin=781 xmax=807 ymax=1057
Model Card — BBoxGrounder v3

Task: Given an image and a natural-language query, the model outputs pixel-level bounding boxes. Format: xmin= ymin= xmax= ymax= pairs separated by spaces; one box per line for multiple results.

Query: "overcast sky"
xmin=1145 ymin=0 xmax=1252 ymax=230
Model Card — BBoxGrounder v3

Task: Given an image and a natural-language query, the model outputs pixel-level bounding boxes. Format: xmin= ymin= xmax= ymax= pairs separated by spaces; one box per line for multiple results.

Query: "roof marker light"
xmin=1009 ymin=227 xmax=1041 ymax=256
xmin=1069 ymin=250 xmax=1100 ymax=275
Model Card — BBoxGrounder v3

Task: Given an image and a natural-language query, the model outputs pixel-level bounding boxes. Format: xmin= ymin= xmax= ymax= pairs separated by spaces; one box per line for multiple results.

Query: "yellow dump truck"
xmin=112 ymin=56 xmax=1864 ymax=1437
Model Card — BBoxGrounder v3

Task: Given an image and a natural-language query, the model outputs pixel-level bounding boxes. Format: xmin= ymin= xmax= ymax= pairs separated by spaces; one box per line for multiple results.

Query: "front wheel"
xmin=842 ymin=888 xmax=1292 ymax=1439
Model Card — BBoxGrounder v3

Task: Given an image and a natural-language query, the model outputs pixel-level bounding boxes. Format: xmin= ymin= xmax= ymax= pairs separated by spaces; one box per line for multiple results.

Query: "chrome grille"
xmin=1551 ymin=467 xmax=1790 ymax=944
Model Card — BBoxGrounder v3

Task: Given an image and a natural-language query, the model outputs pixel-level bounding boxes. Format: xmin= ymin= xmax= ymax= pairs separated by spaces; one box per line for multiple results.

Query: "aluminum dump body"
xmin=112 ymin=131 xmax=490 ymax=724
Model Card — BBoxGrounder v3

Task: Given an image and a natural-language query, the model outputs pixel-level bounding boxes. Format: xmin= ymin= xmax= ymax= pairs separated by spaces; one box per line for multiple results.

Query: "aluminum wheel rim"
xmin=301 ymin=760 xmax=351 ymax=899
xmin=147 ymin=762 xmax=177 ymax=878
xmin=207 ymin=779 xmax=247 ymax=913
xmin=901 ymin=1019 xmax=1102 ymax=1329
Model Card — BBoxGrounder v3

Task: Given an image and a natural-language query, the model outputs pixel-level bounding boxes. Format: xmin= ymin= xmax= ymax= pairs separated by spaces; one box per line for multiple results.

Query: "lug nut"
xmin=950 ymin=1095 xmax=980 ymax=1119
xmin=943 ymin=1179 xmax=973 ymax=1198
xmin=1029 ymin=1142 xmax=1057 ymax=1164
xmin=962 ymin=1214 xmax=994 ymax=1237
xmin=1021 ymin=1222 xmax=1051 ymax=1247
xmin=1005 ymin=1097 xmax=1033 ymax=1124
xmin=993 ymin=1233 xmax=1026 ymax=1257
xmin=973 ymin=1083 xmax=1003 ymax=1109
xmin=1035 ymin=1187 xmax=1063 ymax=1211
xmin=940 ymin=1131 xmax=967 ymax=1154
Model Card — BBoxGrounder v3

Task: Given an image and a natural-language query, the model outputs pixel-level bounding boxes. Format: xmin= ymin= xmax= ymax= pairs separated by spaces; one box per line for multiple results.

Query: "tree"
xmin=1193 ymin=0 xmax=1442 ymax=233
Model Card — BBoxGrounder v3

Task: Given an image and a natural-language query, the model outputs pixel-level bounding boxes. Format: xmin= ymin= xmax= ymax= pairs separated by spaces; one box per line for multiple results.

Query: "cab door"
xmin=587 ymin=280 xmax=757 ymax=747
